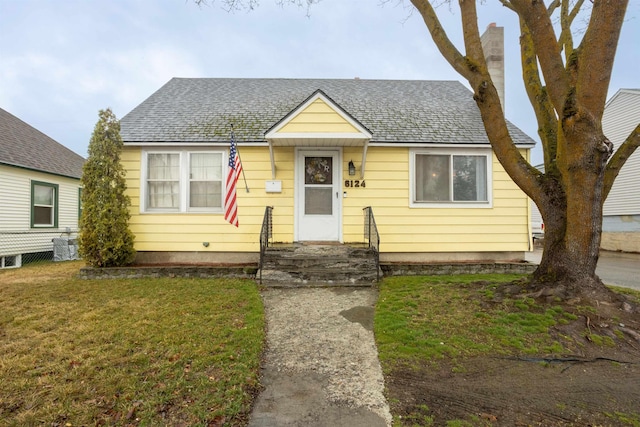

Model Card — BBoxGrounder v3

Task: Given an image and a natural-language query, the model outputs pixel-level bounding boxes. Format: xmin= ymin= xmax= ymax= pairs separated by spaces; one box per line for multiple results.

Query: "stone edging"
xmin=79 ymin=262 xmax=535 ymax=280
xmin=79 ymin=265 xmax=258 ymax=280
xmin=381 ymin=262 xmax=537 ymax=276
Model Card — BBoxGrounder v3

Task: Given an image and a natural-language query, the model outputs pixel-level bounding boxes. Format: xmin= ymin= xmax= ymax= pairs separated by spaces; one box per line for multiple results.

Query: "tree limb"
xmin=518 ymin=17 xmax=557 ymax=171
xmin=456 ymin=1 xmax=540 ymax=199
xmin=510 ymin=0 xmax=569 ymax=113
xmin=575 ymin=1 xmax=629 ymax=120
xmin=409 ymin=0 xmax=474 ymax=80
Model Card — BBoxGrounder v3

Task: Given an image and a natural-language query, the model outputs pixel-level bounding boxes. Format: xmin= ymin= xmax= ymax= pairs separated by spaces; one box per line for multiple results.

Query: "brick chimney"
xmin=480 ymin=23 xmax=505 ymax=111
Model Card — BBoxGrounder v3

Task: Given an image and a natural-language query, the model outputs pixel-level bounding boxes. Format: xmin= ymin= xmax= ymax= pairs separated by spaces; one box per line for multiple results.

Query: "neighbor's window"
xmin=411 ymin=150 xmax=491 ymax=207
xmin=143 ymin=150 xmax=224 ymax=212
xmin=31 ymin=181 xmax=58 ymax=227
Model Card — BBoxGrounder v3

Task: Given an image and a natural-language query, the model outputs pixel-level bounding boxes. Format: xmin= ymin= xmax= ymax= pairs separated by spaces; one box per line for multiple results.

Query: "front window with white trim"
xmin=143 ymin=150 xmax=224 ymax=212
xmin=410 ymin=149 xmax=492 ymax=207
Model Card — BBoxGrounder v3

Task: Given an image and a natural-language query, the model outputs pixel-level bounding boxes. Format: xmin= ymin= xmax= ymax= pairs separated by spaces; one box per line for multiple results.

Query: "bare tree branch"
xmin=575 ymin=1 xmax=629 ymax=120
xmin=409 ymin=0 xmax=473 ymax=80
xmin=510 ymin=0 xmax=570 ymax=114
xmin=518 ymin=16 xmax=557 ymax=172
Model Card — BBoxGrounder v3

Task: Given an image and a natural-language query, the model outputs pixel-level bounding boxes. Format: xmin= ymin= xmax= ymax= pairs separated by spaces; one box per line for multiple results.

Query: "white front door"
xmin=296 ymin=150 xmax=341 ymax=241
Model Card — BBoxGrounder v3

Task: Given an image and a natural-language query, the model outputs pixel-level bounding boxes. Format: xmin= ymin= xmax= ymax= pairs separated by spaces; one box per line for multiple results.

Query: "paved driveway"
xmin=526 ymin=248 xmax=640 ymax=291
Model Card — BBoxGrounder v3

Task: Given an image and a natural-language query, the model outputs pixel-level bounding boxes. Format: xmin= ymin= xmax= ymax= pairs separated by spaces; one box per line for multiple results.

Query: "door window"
xmin=304 ymin=157 xmax=333 ymax=215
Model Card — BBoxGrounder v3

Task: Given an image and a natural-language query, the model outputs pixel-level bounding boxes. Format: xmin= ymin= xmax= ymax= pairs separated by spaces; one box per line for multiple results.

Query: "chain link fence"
xmin=0 ymin=229 xmax=80 ymax=269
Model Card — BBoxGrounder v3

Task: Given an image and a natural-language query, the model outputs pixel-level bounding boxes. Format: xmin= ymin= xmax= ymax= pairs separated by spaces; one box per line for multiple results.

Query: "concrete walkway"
xmin=248 ymin=287 xmax=392 ymax=427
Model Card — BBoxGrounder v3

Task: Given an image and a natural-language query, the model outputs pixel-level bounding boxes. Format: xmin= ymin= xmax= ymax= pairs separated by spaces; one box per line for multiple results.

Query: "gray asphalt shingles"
xmin=120 ymin=78 xmax=536 ymax=146
xmin=0 ymin=108 xmax=85 ymax=178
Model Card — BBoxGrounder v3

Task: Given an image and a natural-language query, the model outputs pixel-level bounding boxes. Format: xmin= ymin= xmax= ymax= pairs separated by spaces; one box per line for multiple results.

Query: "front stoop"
xmin=258 ymin=244 xmax=380 ymax=287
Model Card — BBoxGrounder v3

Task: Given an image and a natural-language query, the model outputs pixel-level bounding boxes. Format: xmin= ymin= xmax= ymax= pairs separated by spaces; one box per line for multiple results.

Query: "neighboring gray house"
xmin=601 ymin=89 xmax=640 ymax=253
xmin=0 ymin=108 xmax=85 ymax=268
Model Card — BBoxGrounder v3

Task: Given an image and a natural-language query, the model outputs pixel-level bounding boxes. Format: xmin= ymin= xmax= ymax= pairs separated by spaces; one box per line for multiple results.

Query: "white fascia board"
xmin=123 ymin=141 xmax=269 ymax=147
xmin=265 ymin=91 xmax=372 ymax=140
xmin=268 ymin=132 xmax=369 ymax=141
xmin=367 ymin=141 xmax=535 ymax=149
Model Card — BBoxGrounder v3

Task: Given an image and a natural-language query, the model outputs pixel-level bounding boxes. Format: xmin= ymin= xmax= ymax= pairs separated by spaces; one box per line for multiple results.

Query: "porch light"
xmin=348 ymin=160 xmax=356 ymax=176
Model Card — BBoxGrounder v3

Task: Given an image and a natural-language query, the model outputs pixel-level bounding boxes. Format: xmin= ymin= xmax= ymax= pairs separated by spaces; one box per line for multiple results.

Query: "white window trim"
xmin=140 ymin=148 xmax=227 ymax=213
xmin=409 ymin=148 xmax=493 ymax=209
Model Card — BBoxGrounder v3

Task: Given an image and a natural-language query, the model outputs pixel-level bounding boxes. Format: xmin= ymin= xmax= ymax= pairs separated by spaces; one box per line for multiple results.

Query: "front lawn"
xmin=0 ymin=261 xmax=264 ymax=426
xmin=375 ymin=274 xmax=640 ymax=426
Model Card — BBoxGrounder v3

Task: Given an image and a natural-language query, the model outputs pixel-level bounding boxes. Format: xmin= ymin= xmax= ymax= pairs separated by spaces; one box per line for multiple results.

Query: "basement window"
xmin=1 ymin=254 xmax=21 ymax=269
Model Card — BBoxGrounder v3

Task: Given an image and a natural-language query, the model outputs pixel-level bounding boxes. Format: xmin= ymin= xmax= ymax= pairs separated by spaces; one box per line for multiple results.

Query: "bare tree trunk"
xmin=532 ymin=122 xmax=613 ymax=299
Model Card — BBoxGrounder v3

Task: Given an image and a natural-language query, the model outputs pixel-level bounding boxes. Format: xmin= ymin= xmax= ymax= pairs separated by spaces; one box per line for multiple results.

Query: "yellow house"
xmin=119 ymin=78 xmax=535 ymax=267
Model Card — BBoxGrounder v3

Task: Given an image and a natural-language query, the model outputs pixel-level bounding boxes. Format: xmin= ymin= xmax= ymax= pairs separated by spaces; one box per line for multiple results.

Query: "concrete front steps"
xmin=258 ymin=244 xmax=380 ymax=287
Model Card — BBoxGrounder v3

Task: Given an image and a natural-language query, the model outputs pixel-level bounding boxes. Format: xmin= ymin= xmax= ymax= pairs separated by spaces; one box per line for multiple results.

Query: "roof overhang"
xmin=265 ymin=90 xmax=372 ymax=178
xmin=267 ymin=134 xmax=370 ymax=147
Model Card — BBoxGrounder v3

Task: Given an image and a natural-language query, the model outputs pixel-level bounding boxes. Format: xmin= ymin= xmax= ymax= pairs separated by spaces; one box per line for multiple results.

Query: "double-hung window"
xmin=189 ymin=153 xmax=223 ymax=209
xmin=143 ymin=150 xmax=224 ymax=212
xmin=31 ymin=181 xmax=58 ymax=227
xmin=147 ymin=153 xmax=180 ymax=210
xmin=411 ymin=149 xmax=492 ymax=207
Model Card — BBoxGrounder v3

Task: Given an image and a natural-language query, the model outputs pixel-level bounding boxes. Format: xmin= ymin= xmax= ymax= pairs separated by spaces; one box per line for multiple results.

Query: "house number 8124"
xmin=344 ymin=180 xmax=365 ymax=188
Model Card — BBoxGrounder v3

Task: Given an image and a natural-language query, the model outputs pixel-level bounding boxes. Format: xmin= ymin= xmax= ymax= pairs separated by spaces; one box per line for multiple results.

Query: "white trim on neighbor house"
xmin=1 ymin=164 xmax=82 ymax=260
xmin=139 ymin=148 xmax=228 ymax=214
xmin=409 ymin=147 xmax=494 ymax=209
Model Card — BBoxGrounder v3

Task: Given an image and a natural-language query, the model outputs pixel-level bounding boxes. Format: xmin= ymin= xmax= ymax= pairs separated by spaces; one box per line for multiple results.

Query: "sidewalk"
xmin=248 ymin=287 xmax=392 ymax=427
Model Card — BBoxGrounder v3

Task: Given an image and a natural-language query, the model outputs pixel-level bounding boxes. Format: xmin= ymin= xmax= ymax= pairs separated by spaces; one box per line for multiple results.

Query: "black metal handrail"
xmin=259 ymin=206 xmax=273 ymax=284
xmin=363 ymin=206 xmax=381 ymax=281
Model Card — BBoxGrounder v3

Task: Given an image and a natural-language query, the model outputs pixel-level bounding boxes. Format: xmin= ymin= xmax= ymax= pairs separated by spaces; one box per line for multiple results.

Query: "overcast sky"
xmin=1 ymin=0 xmax=639 ymax=166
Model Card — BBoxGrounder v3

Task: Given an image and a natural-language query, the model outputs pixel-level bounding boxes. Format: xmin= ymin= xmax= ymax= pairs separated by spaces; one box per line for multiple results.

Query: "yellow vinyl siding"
xmin=123 ymin=144 xmax=529 ymax=255
xmin=123 ymin=146 xmax=295 ymax=252
xmin=278 ymin=99 xmax=360 ymax=134
xmin=341 ymin=147 xmax=529 ymax=252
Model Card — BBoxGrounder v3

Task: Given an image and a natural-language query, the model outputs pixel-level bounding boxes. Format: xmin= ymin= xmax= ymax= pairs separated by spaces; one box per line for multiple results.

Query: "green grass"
xmin=375 ymin=274 xmax=569 ymax=368
xmin=0 ymin=261 xmax=264 ymax=426
xmin=604 ymin=411 xmax=640 ymax=426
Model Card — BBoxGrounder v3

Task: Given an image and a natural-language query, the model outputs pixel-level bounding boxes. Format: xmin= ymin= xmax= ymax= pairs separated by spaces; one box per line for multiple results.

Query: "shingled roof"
xmin=120 ymin=78 xmax=536 ymax=146
xmin=0 ymin=108 xmax=85 ymax=179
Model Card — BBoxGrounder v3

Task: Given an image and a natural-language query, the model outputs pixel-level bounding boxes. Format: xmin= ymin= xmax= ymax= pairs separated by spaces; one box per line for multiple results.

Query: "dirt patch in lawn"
xmin=384 ymin=289 xmax=640 ymax=426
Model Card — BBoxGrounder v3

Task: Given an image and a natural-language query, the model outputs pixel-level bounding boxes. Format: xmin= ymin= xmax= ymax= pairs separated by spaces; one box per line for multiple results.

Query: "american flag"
xmin=224 ymin=133 xmax=242 ymax=227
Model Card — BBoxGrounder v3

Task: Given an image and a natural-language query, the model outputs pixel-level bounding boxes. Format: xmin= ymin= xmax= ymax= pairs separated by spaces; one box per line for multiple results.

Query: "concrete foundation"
xmin=601 ymin=232 xmax=640 ymax=253
xmin=135 ymin=250 xmax=526 ymax=266
xmin=134 ymin=251 xmax=259 ymax=265
xmin=380 ymin=251 xmax=526 ymax=264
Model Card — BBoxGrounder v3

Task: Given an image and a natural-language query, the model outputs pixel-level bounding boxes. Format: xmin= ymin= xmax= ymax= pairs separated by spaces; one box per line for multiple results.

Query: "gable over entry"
xmin=265 ymin=90 xmax=372 ymax=179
